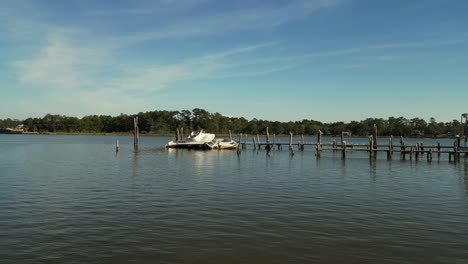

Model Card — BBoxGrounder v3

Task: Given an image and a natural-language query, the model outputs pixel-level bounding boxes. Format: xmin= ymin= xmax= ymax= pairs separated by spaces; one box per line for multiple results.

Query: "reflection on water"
xmin=1 ymin=135 xmax=468 ymax=264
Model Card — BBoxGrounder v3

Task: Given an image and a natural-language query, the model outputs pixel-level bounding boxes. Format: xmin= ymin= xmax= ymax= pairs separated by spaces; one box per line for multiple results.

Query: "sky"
xmin=1 ymin=0 xmax=467 ymax=123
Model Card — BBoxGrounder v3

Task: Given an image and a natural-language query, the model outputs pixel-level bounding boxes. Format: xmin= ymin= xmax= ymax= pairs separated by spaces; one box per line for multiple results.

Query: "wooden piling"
xmin=400 ymin=136 xmax=406 ymax=160
xmin=437 ymin=142 xmax=441 ymax=158
xmin=176 ymin=128 xmax=180 ymax=141
xmin=133 ymin=116 xmax=139 ymax=150
xmin=289 ymin=132 xmax=293 ymax=151
xmin=289 ymin=132 xmax=294 ymax=156
xmin=342 ymin=140 xmax=346 ymax=159
xmin=266 ymin=127 xmax=270 ymax=143
xmin=116 ymin=139 xmax=119 ymax=152
xmin=388 ymin=136 xmax=393 ymax=159
xmin=252 ymin=136 xmax=257 ymax=150
xmin=373 ymin=124 xmax=378 ymax=150
xmin=266 ymin=127 xmax=271 ymax=151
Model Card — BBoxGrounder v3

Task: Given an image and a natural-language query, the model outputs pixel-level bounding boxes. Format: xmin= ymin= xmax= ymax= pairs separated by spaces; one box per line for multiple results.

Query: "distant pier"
xmin=237 ymin=127 xmax=468 ymax=162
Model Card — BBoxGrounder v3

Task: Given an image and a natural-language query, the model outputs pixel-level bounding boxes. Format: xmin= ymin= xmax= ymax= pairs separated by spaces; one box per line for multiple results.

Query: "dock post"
xmin=289 ymin=132 xmax=294 ymax=156
xmin=368 ymin=135 xmax=373 ymax=159
xmin=181 ymin=127 xmax=184 ymax=141
xmin=427 ymin=149 xmax=433 ymax=162
xmin=229 ymin=130 xmax=232 ymax=141
xmin=266 ymin=127 xmax=270 ymax=151
xmin=316 ymin=130 xmax=322 ymax=158
xmin=389 ymin=136 xmax=393 ymax=159
xmin=176 ymin=128 xmax=180 ymax=142
xmin=252 ymin=136 xmax=256 ymax=150
xmin=133 ymin=116 xmax=139 ymax=150
xmin=332 ymin=140 xmax=337 ymax=152
xmin=400 ymin=136 xmax=406 ymax=160
xmin=289 ymin=132 xmax=293 ymax=151
xmin=373 ymin=124 xmax=378 ymax=151
xmin=410 ymin=146 xmax=413 ymax=160
xmin=437 ymin=142 xmax=441 ymax=158
xmin=342 ymin=140 xmax=347 ymax=159
xmin=116 ymin=139 xmax=119 ymax=152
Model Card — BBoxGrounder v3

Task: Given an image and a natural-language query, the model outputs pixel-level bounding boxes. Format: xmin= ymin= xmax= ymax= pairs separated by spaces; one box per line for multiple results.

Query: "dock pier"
xmin=238 ymin=127 xmax=467 ymax=162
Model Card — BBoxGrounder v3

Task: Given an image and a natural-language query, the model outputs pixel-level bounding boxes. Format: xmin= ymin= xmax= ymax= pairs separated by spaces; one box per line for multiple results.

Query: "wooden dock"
xmin=236 ymin=128 xmax=468 ymax=162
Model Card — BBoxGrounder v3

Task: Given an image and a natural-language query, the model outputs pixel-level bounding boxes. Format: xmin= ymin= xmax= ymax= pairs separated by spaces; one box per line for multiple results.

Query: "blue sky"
xmin=1 ymin=0 xmax=467 ymax=122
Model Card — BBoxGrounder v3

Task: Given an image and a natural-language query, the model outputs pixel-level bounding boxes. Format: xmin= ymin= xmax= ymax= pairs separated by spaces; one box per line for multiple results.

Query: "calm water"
xmin=1 ymin=134 xmax=467 ymax=264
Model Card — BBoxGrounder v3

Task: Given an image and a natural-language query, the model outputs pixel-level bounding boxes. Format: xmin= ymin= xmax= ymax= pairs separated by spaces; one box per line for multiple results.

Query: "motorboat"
xmin=165 ymin=130 xmax=215 ymax=149
xmin=205 ymin=138 xmax=239 ymax=150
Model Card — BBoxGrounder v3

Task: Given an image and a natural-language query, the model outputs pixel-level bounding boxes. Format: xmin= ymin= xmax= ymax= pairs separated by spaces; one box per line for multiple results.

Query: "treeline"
xmin=0 ymin=108 xmax=463 ymax=137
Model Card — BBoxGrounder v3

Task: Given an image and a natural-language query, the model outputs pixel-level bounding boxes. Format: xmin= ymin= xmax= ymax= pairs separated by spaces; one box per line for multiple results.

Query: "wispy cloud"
xmin=114 ymin=0 xmax=341 ymax=44
xmin=14 ymin=31 xmax=111 ymax=90
xmin=85 ymin=0 xmax=209 ymax=16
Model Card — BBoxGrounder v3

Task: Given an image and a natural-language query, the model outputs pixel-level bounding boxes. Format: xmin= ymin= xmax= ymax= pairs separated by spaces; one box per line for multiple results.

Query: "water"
xmin=1 ymin=134 xmax=467 ymax=264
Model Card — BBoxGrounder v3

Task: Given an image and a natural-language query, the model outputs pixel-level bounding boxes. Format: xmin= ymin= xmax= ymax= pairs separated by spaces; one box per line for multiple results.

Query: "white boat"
xmin=166 ymin=130 xmax=215 ymax=149
xmin=205 ymin=139 xmax=239 ymax=150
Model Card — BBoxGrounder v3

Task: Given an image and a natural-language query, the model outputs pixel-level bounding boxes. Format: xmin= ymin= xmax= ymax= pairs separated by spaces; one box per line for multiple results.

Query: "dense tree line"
xmin=0 ymin=108 xmax=463 ymax=137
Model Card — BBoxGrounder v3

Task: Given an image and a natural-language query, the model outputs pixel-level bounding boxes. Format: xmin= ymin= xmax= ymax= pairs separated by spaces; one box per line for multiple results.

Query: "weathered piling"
xmin=176 ymin=128 xmax=180 ymax=141
xmin=289 ymin=132 xmax=293 ymax=151
xmin=116 ymin=139 xmax=119 ymax=152
xmin=316 ymin=130 xmax=322 ymax=158
xmin=266 ymin=127 xmax=271 ymax=151
xmin=388 ymin=136 xmax=393 ymax=159
xmin=437 ymin=142 xmax=441 ymax=158
xmin=342 ymin=140 xmax=347 ymax=159
xmin=373 ymin=124 xmax=378 ymax=150
xmin=133 ymin=116 xmax=139 ymax=150
xmin=288 ymin=132 xmax=294 ymax=156
xmin=400 ymin=136 xmax=406 ymax=160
